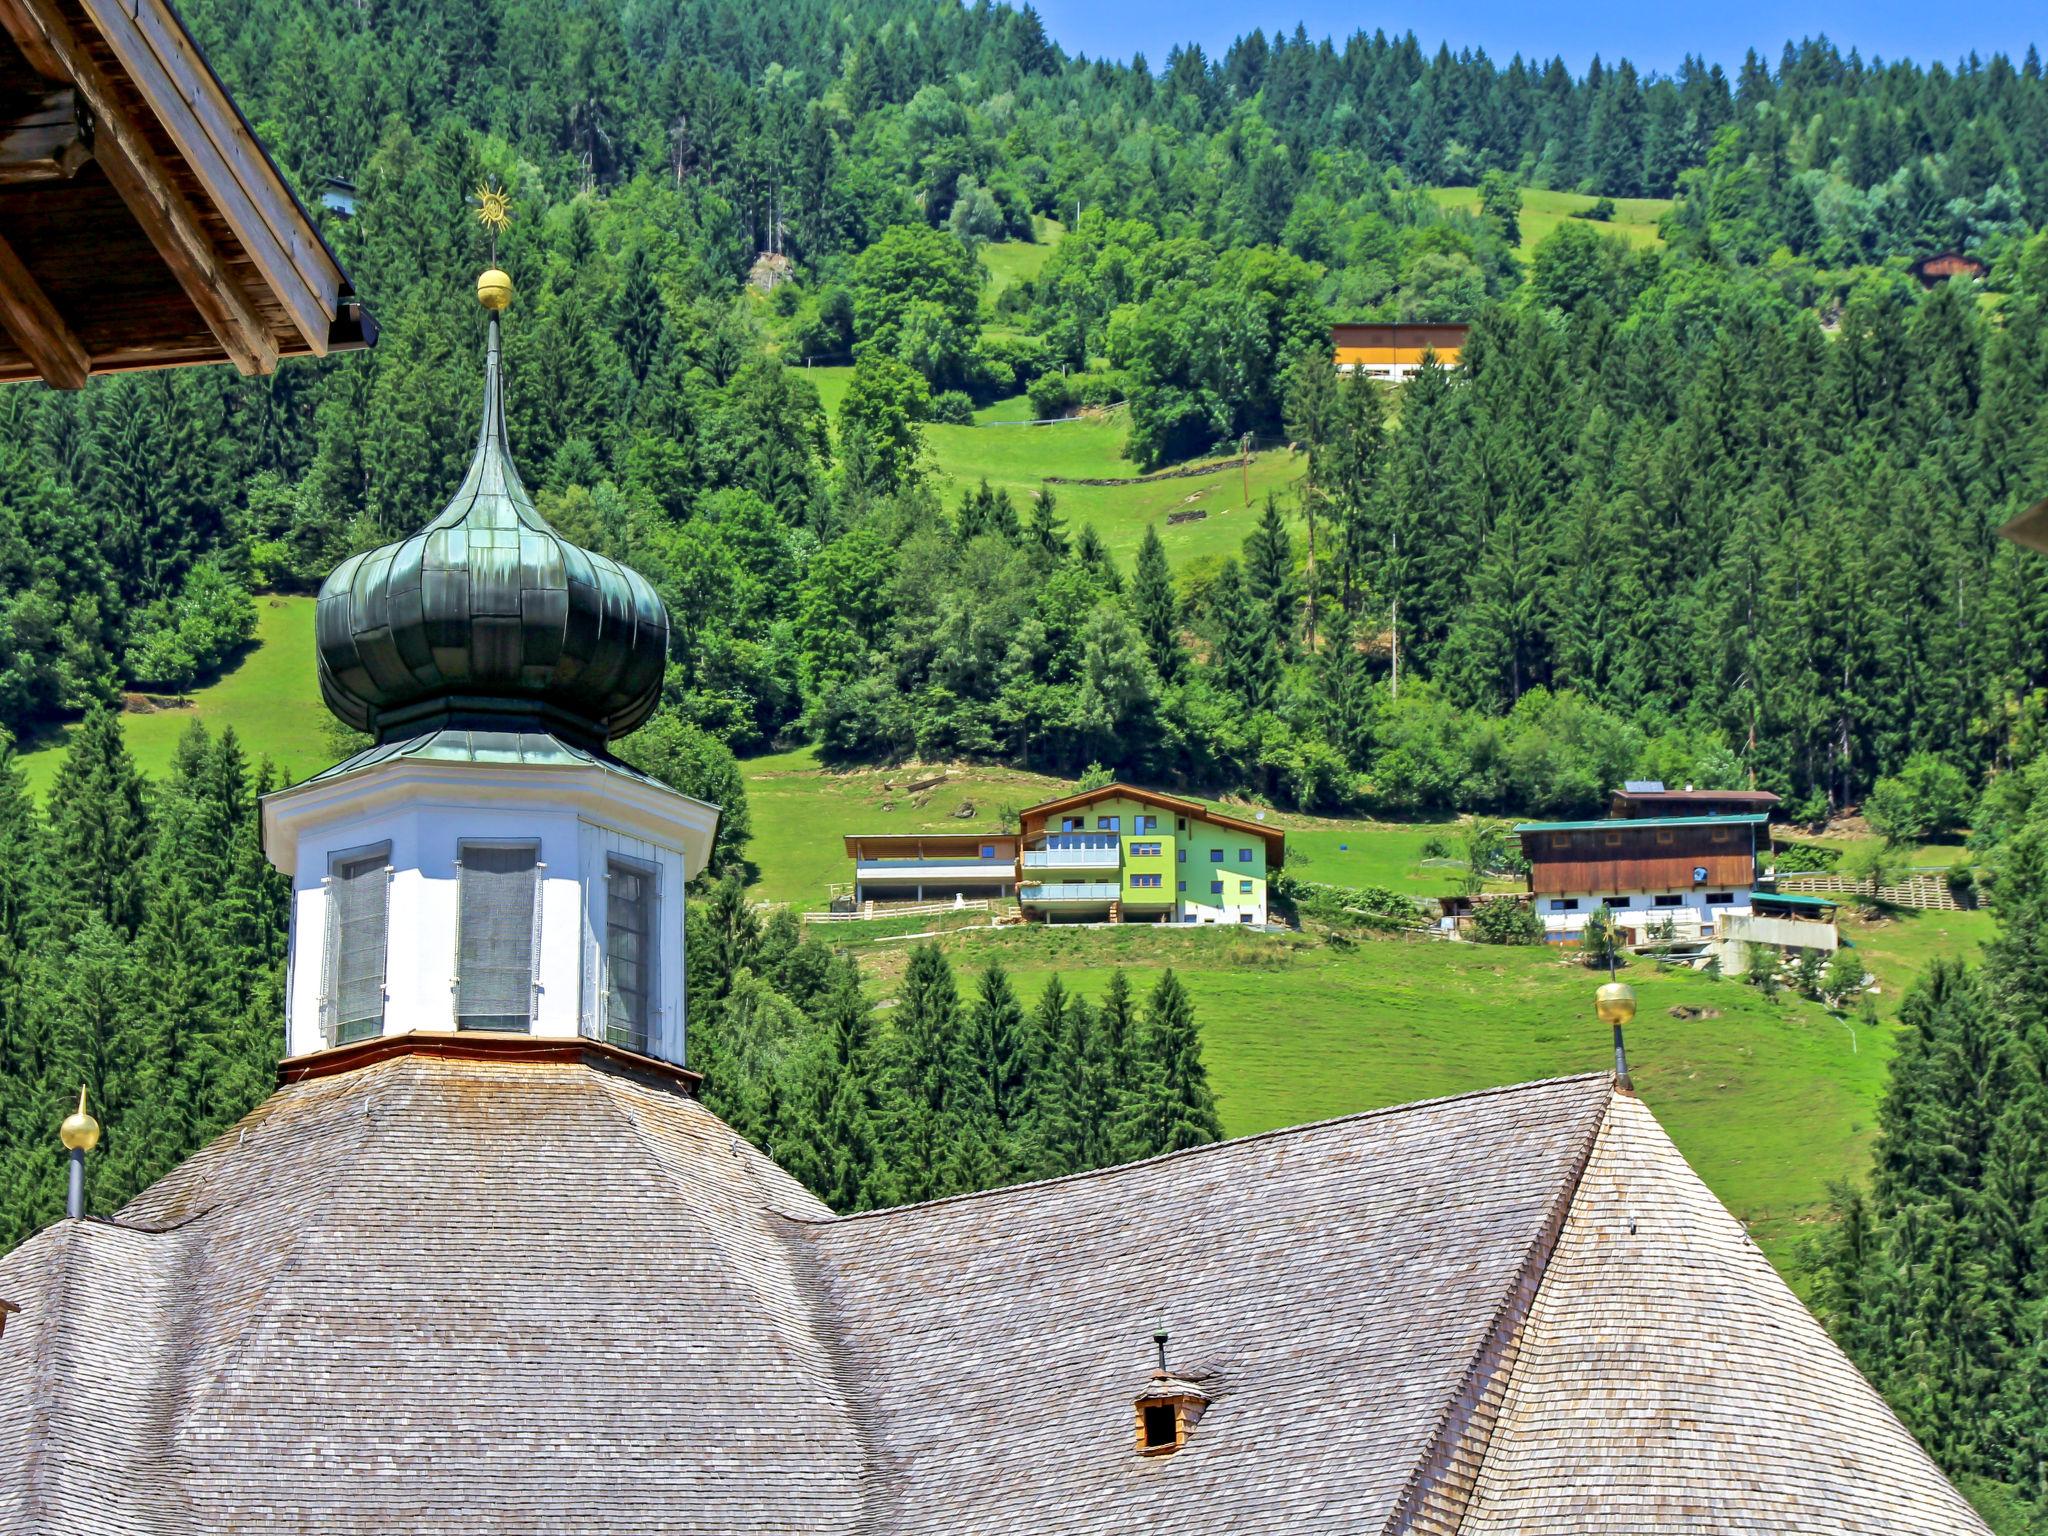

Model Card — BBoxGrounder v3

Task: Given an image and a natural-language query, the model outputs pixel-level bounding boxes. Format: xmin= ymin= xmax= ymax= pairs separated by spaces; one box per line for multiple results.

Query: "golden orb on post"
xmin=477 ymin=268 xmax=513 ymax=311
xmin=1595 ymin=981 xmax=1637 ymax=1026
xmin=59 ymin=1085 xmax=100 ymax=1152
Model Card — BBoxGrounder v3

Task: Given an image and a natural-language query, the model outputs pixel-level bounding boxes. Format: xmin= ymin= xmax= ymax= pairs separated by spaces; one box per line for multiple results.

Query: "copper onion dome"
xmin=315 ymin=292 xmax=667 ymax=748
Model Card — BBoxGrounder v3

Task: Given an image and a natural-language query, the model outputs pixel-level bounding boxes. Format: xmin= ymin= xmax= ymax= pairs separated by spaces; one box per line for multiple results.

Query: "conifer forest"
xmin=4 ymin=0 xmax=2048 ymax=1521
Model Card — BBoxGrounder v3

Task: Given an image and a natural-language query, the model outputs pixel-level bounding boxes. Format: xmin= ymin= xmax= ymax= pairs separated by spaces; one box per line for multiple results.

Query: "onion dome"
xmin=315 ymin=288 xmax=667 ymax=749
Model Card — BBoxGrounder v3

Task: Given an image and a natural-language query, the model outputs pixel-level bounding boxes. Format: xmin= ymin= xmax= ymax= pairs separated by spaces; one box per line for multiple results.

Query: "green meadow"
xmin=797 ymin=364 xmax=1308 ymax=576
xmin=849 ymin=918 xmax=1900 ymax=1275
xmin=1425 ymin=185 xmax=1673 ymax=255
xmin=17 ymin=595 xmax=328 ymax=796
xmin=978 ymin=222 xmax=1063 ymax=298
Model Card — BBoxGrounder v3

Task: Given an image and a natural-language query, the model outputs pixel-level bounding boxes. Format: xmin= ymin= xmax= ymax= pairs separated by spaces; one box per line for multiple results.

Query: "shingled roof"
xmin=0 ymin=1044 xmax=1991 ymax=1535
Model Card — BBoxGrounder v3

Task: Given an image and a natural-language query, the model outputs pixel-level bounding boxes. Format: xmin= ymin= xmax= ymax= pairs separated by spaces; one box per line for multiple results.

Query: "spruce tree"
xmin=1128 ymin=524 xmax=1183 ymax=681
xmin=1025 ymin=487 xmax=1069 ymax=559
xmin=43 ymin=706 xmax=150 ymax=936
xmin=1030 ymin=981 xmax=1112 ymax=1177
xmin=954 ymin=961 xmax=1033 ymax=1141
xmin=1117 ymin=969 xmax=1221 ymax=1159
xmin=1242 ymin=493 xmax=1297 ymax=659
xmin=886 ymin=943 xmax=961 ymax=1203
xmin=779 ymin=957 xmax=893 ymax=1211
xmin=1094 ymin=968 xmax=1142 ymax=1116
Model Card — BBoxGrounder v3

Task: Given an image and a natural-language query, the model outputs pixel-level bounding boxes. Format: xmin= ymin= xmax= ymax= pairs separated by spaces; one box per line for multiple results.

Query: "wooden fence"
xmin=1773 ymin=872 xmax=1968 ymax=911
xmin=801 ymin=898 xmax=1001 ymax=923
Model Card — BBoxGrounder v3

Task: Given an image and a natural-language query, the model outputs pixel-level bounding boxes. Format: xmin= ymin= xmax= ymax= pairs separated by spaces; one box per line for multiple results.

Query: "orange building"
xmin=1331 ymin=322 xmax=1467 ymax=383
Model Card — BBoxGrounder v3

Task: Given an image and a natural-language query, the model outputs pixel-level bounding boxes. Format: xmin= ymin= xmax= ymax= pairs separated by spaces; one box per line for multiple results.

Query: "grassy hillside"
xmin=979 ymin=221 xmax=1063 ymax=298
xmin=12 ymin=623 xmax=1991 ymax=1282
xmin=797 ymin=365 xmax=1307 ymax=575
xmin=847 ymin=908 xmax=1992 ymax=1273
xmin=1425 ymin=185 xmax=1672 ymax=254
xmin=17 ymin=595 xmax=327 ymax=796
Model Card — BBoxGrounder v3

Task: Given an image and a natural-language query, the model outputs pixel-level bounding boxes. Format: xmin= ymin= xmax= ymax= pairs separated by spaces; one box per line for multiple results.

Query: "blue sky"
xmin=1029 ymin=0 xmax=2044 ymax=77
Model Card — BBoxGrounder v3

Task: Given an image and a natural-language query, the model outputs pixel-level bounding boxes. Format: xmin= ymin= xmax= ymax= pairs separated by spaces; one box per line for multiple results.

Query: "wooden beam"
xmin=0 ymin=2 xmax=62 ymax=77
xmin=0 ymin=88 xmax=89 ymax=183
xmin=98 ymin=0 xmax=337 ymax=351
xmin=0 ymin=227 xmax=87 ymax=387
xmin=0 ymin=0 xmax=274 ymax=374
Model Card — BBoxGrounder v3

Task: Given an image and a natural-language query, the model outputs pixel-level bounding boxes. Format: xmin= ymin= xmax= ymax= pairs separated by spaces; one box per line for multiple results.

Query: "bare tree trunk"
xmin=1304 ymin=495 xmax=1318 ymax=651
xmin=1390 ymin=593 xmax=1400 ymax=699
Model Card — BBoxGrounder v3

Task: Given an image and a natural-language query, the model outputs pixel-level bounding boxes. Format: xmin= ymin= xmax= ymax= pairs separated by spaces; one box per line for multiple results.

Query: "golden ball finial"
xmin=59 ymin=1085 xmax=100 ymax=1152
xmin=477 ymin=268 xmax=513 ymax=310
xmin=1595 ymin=981 xmax=1637 ymax=1026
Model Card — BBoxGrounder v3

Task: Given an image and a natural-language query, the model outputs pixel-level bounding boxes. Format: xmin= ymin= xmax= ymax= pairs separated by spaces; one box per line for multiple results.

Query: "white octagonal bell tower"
xmin=262 ymin=268 xmax=717 ymax=1072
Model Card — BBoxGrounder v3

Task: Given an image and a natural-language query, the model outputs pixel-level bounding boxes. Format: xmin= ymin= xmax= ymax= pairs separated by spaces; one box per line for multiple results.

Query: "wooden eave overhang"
xmin=2003 ymin=496 xmax=2048 ymax=554
xmin=1019 ymin=782 xmax=1286 ymax=865
xmin=0 ymin=0 xmax=368 ymax=388
xmin=277 ymin=1029 xmax=704 ymax=1094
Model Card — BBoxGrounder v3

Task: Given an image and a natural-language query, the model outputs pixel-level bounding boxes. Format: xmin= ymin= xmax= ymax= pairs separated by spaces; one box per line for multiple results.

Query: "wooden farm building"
xmin=1331 ymin=321 xmax=1466 ymax=382
xmin=1518 ymin=783 xmax=1779 ymax=941
xmin=0 ymin=0 xmax=367 ymax=387
xmin=1609 ymin=783 xmax=1783 ymax=818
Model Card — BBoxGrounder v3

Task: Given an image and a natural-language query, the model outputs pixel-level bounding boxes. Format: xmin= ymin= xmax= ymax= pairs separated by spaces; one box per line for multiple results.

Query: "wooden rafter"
xmin=0 ymin=0 xmax=275 ymax=374
xmin=0 ymin=89 xmax=89 ymax=183
xmin=0 ymin=225 xmax=85 ymax=386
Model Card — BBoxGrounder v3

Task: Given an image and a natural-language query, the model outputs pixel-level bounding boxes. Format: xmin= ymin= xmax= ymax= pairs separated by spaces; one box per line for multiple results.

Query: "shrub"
xmin=1026 ymin=371 xmax=1074 ymax=420
xmin=928 ymin=390 xmax=975 ymax=425
xmin=1822 ymin=946 xmax=1866 ymax=1006
xmin=1579 ymin=903 xmax=1624 ymax=968
xmin=1071 ymin=369 xmax=1130 ymax=407
xmin=1471 ymin=898 xmax=1543 ymax=945
xmin=122 ymin=562 xmax=255 ymax=693
xmin=1864 ymin=752 xmax=1973 ymax=842
xmin=1773 ymin=841 xmax=1841 ymax=873
xmin=1270 ymin=871 xmax=1425 ymax=932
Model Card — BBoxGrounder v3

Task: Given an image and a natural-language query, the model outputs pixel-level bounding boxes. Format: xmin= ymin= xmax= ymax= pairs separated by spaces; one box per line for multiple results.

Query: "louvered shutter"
xmin=604 ymin=857 xmax=653 ymax=1052
xmin=330 ymin=851 xmax=389 ymax=1044
xmin=457 ymin=844 xmax=537 ymax=1030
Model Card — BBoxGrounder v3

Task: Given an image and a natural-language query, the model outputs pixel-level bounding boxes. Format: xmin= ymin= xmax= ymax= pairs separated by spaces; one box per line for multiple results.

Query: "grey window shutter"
xmin=604 ymin=857 xmax=653 ymax=1051
xmin=330 ymin=852 xmax=390 ymax=1045
xmin=457 ymin=844 xmax=538 ymax=1030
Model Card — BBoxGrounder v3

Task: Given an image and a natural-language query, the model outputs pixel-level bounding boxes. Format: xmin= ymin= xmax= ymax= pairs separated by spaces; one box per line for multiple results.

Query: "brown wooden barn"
xmin=1331 ymin=321 xmax=1466 ymax=382
xmin=1608 ymin=782 xmax=1782 ymax=819
xmin=0 ymin=0 xmax=367 ymax=387
xmin=1516 ymin=810 xmax=1771 ymax=942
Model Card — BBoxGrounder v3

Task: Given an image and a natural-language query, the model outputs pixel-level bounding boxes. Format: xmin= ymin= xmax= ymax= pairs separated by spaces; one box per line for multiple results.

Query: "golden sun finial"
xmin=473 ymin=180 xmax=513 ymax=238
xmin=471 ymin=180 xmax=515 ymax=309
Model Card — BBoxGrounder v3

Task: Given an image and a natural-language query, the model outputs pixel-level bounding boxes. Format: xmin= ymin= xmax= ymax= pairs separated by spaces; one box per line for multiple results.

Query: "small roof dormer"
xmin=1135 ymin=1369 xmax=1210 ymax=1456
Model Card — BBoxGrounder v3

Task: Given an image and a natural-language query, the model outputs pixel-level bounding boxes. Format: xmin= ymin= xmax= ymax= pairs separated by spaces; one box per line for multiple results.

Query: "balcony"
xmin=1023 ymin=845 xmax=1120 ymax=870
xmin=855 ymin=858 xmax=1017 ymax=884
xmin=1019 ymin=882 xmax=1121 ymax=903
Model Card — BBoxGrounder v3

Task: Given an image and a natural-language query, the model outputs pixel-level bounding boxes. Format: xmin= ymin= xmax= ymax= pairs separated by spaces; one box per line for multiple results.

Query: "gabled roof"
xmin=1610 ymin=787 xmax=1781 ymax=812
xmin=0 ymin=1044 xmax=1988 ymax=1534
xmin=1021 ymin=782 xmax=1286 ymax=863
xmin=0 ymin=0 xmax=367 ymax=387
xmin=1517 ymin=814 xmax=1770 ymax=835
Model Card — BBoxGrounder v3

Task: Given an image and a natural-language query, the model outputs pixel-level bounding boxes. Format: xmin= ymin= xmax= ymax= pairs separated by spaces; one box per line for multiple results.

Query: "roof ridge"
xmin=797 ymin=1072 xmax=1614 ymax=1227
xmin=1374 ymin=1086 xmax=1614 ymax=1536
